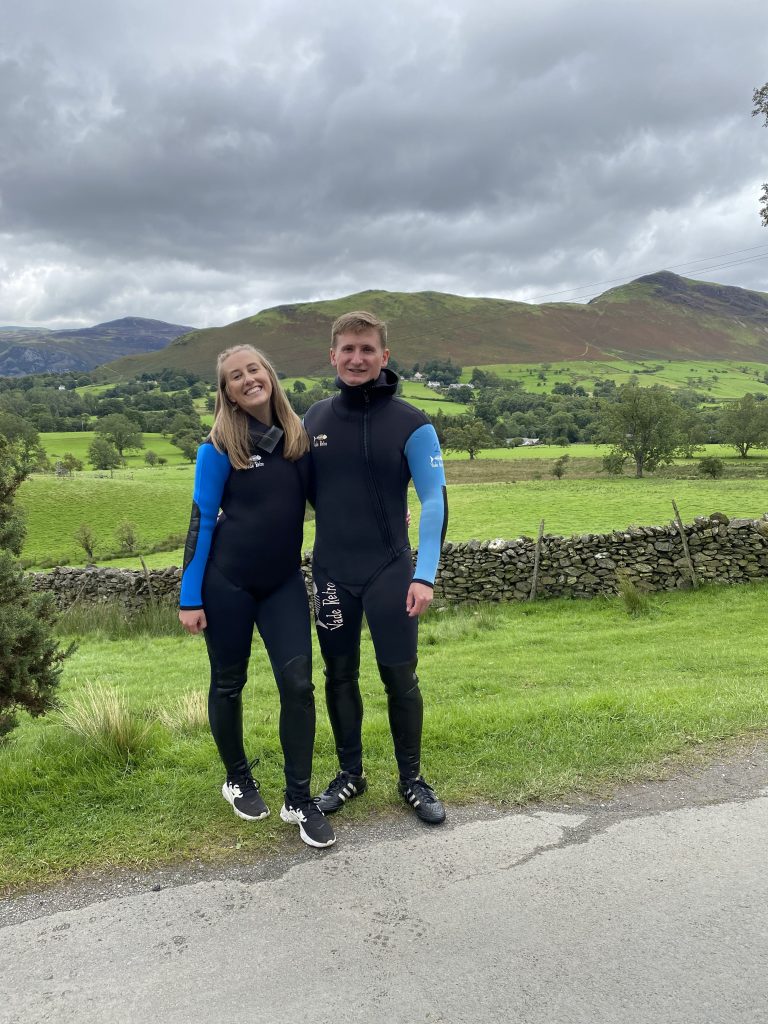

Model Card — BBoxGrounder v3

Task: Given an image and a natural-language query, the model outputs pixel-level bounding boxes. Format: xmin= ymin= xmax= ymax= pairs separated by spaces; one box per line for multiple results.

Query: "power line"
xmin=524 ymin=243 xmax=768 ymax=303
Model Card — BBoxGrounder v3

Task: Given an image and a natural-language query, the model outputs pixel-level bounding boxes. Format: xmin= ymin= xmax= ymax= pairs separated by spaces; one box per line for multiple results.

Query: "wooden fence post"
xmin=671 ymin=500 xmax=699 ymax=590
xmin=529 ymin=519 xmax=545 ymax=601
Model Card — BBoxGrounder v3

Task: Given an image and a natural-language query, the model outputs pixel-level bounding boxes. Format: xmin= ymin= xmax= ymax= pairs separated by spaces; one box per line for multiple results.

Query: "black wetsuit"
xmin=180 ymin=418 xmax=314 ymax=800
xmin=303 ymin=369 xmax=448 ymax=780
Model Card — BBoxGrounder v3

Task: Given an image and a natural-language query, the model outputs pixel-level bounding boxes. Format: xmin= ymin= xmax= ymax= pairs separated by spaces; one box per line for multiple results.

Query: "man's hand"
xmin=179 ymin=609 xmax=207 ymax=634
xmin=406 ymin=582 xmax=433 ymax=618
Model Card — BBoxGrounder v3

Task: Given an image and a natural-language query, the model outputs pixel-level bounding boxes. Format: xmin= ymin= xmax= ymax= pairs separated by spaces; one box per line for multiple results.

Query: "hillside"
xmin=0 ymin=317 xmax=194 ymax=376
xmin=88 ymin=272 xmax=768 ymax=381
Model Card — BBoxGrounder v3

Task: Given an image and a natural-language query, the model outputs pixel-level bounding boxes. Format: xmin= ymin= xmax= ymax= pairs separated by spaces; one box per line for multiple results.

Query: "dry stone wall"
xmin=28 ymin=513 xmax=768 ymax=611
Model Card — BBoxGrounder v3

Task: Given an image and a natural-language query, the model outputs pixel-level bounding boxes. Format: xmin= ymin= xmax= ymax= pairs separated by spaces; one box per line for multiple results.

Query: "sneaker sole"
xmin=280 ymin=805 xmax=336 ymax=848
xmin=222 ymin=783 xmax=270 ymax=822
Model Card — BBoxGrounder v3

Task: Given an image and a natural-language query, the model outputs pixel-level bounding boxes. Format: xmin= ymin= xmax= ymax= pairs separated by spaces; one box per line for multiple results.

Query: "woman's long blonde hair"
xmin=210 ymin=345 xmax=309 ymax=468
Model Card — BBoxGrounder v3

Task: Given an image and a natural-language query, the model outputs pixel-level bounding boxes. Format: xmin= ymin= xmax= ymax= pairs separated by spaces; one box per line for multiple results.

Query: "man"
xmin=304 ymin=310 xmax=448 ymax=824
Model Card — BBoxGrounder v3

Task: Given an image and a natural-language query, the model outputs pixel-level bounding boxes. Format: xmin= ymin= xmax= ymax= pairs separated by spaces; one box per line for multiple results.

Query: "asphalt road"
xmin=2 ymin=747 xmax=767 ymax=1024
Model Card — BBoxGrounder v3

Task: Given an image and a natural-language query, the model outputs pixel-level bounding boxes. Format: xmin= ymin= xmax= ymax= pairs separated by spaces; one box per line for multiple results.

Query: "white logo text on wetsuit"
xmin=313 ymin=581 xmax=344 ymax=630
xmin=247 ymin=454 xmax=264 ymax=469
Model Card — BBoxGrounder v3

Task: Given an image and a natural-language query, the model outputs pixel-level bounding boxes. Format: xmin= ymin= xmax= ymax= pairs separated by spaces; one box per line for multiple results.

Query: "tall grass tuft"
xmin=55 ymin=600 xmax=180 ymax=639
xmin=420 ymin=602 xmax=504 ymax=646
xmin=616 ymin=570 xmax=651 ymax=617
xmin=56 ymin=681 xmax=154 ymax=764
xmin=154 ymin=690 xmax=208 ymax=734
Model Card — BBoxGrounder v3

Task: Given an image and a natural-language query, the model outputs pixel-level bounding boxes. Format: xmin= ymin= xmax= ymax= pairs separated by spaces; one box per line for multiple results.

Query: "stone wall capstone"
xmin=28 ymin=514 xmax=768 ymax=611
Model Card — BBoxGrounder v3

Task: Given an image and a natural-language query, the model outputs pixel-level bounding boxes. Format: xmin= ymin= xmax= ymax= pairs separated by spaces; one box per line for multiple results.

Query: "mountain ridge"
xmin=0 ymin=317 xmax=195 ymax=376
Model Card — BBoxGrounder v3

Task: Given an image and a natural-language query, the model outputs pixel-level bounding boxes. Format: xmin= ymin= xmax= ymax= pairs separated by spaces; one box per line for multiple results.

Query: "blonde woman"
xmin=179 ymin=346 xmax=335 ymax=849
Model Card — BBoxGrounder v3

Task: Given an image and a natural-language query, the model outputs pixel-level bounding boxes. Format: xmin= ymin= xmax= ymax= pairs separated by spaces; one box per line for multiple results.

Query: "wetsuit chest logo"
xmin=313 ymin=434 xmax=328 ymax=448
xmin=248 ymin=454 xmax=265 ymax=469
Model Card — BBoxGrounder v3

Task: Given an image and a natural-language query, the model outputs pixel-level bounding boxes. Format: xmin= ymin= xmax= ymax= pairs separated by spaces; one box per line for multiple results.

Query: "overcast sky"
xmin=1 ymin=0 xmax=767 ymax=329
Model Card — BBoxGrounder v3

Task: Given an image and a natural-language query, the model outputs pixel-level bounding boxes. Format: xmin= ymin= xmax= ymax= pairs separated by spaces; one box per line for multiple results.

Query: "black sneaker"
xmin=280 ymin=799 xmax=336 ymax=848
xmin=222 ymin=760 xmax=269 ymax=821
xmin=313 ymin=770 xmax=368 ymax=814
xmin=398 ymin=776 xmax=446 ymax=824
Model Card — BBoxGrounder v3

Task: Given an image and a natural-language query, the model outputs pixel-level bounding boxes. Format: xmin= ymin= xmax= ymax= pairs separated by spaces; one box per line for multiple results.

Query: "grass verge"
xmin=1 ymin=582 xmax=767 ymax=893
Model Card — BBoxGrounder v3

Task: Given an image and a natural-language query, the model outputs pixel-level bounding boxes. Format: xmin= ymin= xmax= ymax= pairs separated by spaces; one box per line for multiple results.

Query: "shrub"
xmin=115 ymin=520 xmax=141 ymax=555
xmin=697 ymin=456 xmax=725 ymax=480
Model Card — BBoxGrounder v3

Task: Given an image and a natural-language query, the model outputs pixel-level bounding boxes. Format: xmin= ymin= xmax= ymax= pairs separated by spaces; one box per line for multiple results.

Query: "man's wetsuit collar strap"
xmin=335 ymin=368 xmax=399 ymax=404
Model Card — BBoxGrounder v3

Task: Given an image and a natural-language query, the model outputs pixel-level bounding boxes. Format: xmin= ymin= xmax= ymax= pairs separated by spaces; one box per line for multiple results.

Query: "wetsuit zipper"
xmin=362 ymin=389 xmax=397 ymax=560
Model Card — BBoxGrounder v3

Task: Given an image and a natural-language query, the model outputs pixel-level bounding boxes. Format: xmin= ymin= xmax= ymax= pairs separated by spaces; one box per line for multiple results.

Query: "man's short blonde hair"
xmin=330 ymin=310 xmax=387 ymax=349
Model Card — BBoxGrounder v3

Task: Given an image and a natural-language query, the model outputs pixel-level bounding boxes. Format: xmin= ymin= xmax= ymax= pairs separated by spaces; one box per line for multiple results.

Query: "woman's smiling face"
xmin=222 ymin=350 xmax=274 ymax=422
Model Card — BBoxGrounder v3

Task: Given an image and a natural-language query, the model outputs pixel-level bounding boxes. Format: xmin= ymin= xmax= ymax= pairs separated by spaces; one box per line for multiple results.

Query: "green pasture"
xmin=1 ymin=583 xmax=767 ymax=891
xmin=398 ymin=380 xmax=471 ymax=416
xmin=40 ymin=431 xmax=189 ymax=467
xmin=407 ymin=477 xmax=768 ymax=544
xmin=19 ymin=467 xmax=197 ymax=567
xmin=463 ymin=359 xmax=768 ymax=400
xmin=18 ymin=460 xmax=767 ymax=570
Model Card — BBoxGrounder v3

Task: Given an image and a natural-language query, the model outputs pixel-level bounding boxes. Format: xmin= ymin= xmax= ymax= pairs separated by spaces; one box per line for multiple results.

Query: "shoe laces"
xmin=405 ymin=776 xmax=438 ymax=803
xmin=289 ymin=797 xmax=325 ymax=823
xmin=231 ymin=758 xmax=262 ymax=794
xmin=325 ymin=771 xmax=356 ymax=796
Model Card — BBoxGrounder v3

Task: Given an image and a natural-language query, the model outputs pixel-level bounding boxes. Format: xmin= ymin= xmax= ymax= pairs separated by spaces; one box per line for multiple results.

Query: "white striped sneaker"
xmin=398 ymin=776 xmax=446 ymax=824
xmin=313 ymin=771 xmax=368 ymax=813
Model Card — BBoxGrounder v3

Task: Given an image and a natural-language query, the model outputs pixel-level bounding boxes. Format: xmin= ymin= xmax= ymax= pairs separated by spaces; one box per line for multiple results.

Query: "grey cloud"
xmin=1 ymin=0 xmax=767 ymax=328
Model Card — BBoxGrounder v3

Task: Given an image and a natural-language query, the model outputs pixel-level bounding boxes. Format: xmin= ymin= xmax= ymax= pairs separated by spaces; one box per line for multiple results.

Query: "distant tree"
xmin=677 ymin=408 xmax=707 ymax=458
xmin=599 ymin=384 xmax=684 ymax=477
xmin=88 ymin=436 xmax=122 ymax=471
xmin=421 ymin=358 xmax=462 ymax=385
xmin=551 ymin=455 xmax=570 ymax=479
xmin=74 ymin=523 xmax=98 ymax=561
xmin=446 ymin=384 xmax=475 ymax=404
xmin=697 ymin=457 xmax=725 ymax=480
xmin=601 ymin=451 xmax=628 ymax=475
xmin=718 ymin=393 xmax=768 ymax=458
xmin=752 ymin=83 xmax=768 ymax=225
xmin=292 ymin=380 xmax=307 ymax=393
xmin=173 ymin=432 xmax=200 ymax=463
xmin=0 ymin=412 xmax=48 ymax=474
xmin=0 ymin=435 xmax=71 ymax=738
xmin=144 ymin=450 xmax=159 ymax=467
xmin=60 ymin=453 xmax=83 ymax=474
xmin=96 ymin=413 xmax=143 ymax=456
xmin=443 ymin=418 xmax=494 ymax=460
xmin=115 ymin=520 xmax=140 ymax=555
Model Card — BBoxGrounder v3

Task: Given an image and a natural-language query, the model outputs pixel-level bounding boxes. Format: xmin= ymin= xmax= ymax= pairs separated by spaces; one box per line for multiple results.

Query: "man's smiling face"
xmin=330 ymin=327 xmax=390 ymax=386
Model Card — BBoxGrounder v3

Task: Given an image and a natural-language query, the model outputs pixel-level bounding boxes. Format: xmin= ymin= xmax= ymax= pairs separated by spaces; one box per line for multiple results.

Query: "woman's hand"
xmin=179 ymin=609 xmax=207 ymax=634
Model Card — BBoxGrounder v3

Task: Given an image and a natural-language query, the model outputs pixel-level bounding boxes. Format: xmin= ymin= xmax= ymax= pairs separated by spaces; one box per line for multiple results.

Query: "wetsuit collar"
xmin=335 ymin=367 xmax=399 ymax=406
xmin=247 ymin=414 xmax=283 ymax=453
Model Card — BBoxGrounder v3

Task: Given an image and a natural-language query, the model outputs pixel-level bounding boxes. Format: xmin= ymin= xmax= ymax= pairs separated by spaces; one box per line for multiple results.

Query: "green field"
xmin=463 ymin=359 xmax=768 ymax=400
xmin=2 ymin=583 xmax=767 ymax=891
xmin=41 ymin=431 xmax=189 ymax=467
xmin=18 ymin=456 xmax=768 ymax=570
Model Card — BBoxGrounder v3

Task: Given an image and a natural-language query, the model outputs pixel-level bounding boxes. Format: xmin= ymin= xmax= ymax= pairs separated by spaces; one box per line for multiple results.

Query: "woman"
xmin=178 ymin=345 xmax=335 ymax=849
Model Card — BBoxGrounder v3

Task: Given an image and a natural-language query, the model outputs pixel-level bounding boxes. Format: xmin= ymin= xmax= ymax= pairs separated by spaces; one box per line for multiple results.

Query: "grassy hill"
xmin=92 ymin=272 xmax=768 ymax=382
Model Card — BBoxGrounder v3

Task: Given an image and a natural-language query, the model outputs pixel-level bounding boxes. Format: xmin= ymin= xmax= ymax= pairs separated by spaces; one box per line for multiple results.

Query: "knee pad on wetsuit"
xmin=377 ymin=660 xmax=420 ymax=697
xmin=210 ymin=660 xmax=249 ymax=701
xmin=277 ymin=654 xmax=314 ymax=706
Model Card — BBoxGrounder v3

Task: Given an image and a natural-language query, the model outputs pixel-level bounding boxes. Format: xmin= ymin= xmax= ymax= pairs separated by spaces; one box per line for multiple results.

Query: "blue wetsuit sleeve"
xmin=404 ymin=423 xmax=448 ymax=587
xmin=179 ymin=442 xmax=232 ymax=609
